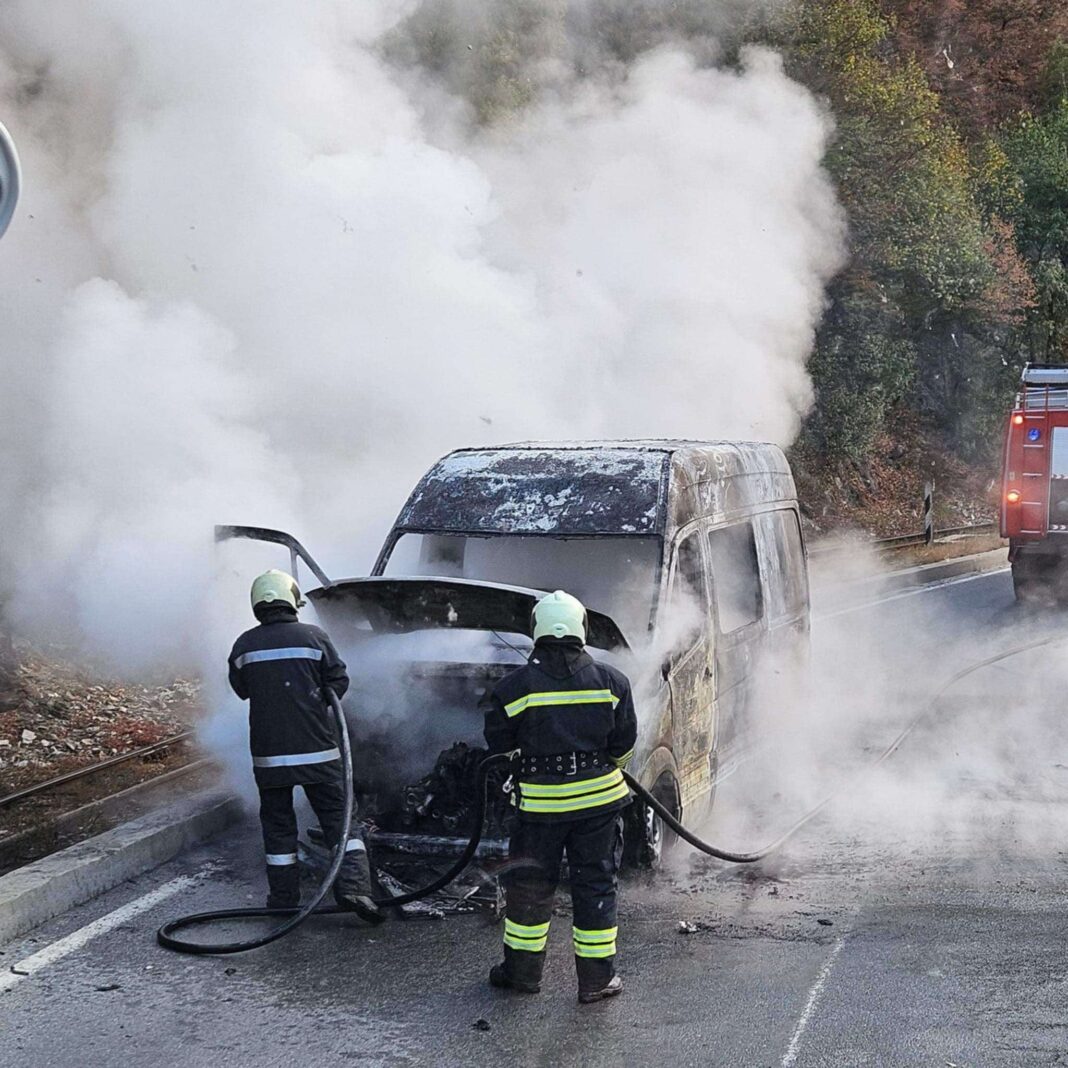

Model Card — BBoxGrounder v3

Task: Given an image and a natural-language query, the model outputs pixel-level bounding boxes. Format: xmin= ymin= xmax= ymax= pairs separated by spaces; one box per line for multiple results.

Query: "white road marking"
xmin=781 ymin=936 xmax=846 ymax=1067
xmin=0 ymin=871 xmax=205 ymax=993
xmin=815 ymin=566 xmax=1009 ymax=621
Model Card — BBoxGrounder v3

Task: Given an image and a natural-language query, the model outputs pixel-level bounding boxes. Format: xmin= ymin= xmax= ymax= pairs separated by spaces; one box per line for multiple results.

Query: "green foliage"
xmin=1002 ymin=99 xmax=1068 ymax=361
xmin=1042 ymin=40 xmax=1068 ymax=108
xmin=780 ymin=0 xmax=1032 ymax=464
xmin=383 ymin=0 xmax=566 ymax=127
xmin=802 ymin=284 xmax=916 ymax=460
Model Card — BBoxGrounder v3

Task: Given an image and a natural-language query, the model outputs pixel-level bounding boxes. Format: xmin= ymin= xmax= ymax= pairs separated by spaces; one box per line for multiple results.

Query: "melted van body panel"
xmin=219 ymin=440 xmax=810 ymax=862
xmin=372 ymin=440 xmax=809 ymax=823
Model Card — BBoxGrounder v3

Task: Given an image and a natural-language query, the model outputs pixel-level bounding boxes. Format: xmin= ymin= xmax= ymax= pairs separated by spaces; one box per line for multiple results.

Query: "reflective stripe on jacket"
xmin=482 ymin=638 xmax=638 ymax=822
xmin=228 ymin=606 xmax=350 ymax=788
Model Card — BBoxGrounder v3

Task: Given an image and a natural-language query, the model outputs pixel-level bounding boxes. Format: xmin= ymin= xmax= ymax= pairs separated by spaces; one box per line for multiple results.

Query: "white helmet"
xmin=250 ymin=569 xmax=304 ymax=613
xmin=531 ymin=590 xmax=587 ymax=642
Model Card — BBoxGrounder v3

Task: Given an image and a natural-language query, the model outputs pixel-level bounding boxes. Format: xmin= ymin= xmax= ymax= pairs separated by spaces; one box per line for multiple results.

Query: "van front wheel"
xmin=623 ymin=772 xmax=679 ymax=871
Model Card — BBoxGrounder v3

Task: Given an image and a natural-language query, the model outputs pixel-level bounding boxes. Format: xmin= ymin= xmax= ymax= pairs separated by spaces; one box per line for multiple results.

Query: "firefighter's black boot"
xmin=489 ymin=947 xmax=544 ymax=994
xmin=266 ymin=863 xmax=301 ymax=909
xmin=333 ymin=844 xmax=385 ymax=925
xmin=578 ymin=975 xmax=623 ymax=1004
xmin=576 ymin=957 xmax=623 ymax=1003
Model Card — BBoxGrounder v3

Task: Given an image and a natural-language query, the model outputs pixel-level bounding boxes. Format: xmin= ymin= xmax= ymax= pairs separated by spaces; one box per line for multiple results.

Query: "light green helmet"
xmin=250 ymin=569 xmax=304 ymax=613
xmin=531 ymin=590 xmax=587 ymax=643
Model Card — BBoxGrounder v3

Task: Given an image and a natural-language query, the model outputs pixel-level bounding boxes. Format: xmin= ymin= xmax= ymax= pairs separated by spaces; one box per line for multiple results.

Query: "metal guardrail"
xmin=808 ymin=521 xmax=999 ymax=558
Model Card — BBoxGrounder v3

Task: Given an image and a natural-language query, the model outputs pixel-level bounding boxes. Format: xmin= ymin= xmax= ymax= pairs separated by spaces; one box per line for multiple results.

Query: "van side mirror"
xmin=660 ymin=658 xmax=672 ymax=682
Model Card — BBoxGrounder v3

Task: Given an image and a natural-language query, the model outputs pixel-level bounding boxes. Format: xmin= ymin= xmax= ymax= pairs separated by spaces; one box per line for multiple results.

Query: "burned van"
xmin=220 ymin=440 xmax=809 ymax=867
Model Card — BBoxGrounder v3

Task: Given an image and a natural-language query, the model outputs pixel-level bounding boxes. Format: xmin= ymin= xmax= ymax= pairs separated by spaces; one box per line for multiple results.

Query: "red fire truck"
xmin=1001 ymin=364 xmax=1068 ymax=600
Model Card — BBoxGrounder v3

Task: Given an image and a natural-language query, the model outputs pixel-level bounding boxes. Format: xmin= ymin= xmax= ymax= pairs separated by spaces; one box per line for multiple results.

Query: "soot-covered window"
xmin=772 ymin=510 xmax=807 ymax=619
xmin=670 ymin=531 xmax=707 ymax=646
xmin=707 ymin=521 xmax=762 ymax=633
xmin=672 ymin=532 xmax=706 ymax=608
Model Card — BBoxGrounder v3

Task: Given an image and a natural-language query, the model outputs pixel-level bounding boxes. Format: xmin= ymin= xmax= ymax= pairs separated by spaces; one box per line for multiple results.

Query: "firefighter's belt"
xmin=519 ymin=750 xmax=609 ymax=777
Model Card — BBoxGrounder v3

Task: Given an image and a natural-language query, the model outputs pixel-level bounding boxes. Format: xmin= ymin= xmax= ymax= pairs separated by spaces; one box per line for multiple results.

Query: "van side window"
xmin=707 ymin=522 xmax=762 ymax=633
xmin=672 ymin=533 xmax=706 ymax=610
xmin=670 ymin=532 xmax=707 ymax=645
xmin=773 ymin=510 xmax=807 ymax=618
xmin=753 ymin=510 xmax=808 ymax=621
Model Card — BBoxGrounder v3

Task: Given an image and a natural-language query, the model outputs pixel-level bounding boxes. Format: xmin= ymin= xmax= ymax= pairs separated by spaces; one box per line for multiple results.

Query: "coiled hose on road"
xmin=158 ymin=631 xmax=1067 ymax=953
xmin=157 ymin=694 xmax=508 ymax=955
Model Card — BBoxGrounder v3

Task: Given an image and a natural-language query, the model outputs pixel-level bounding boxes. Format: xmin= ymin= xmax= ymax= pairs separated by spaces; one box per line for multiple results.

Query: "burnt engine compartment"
xmin=388 ymin=741 xmax=515 ymax=840
xmin=343 ymin=658 xmax=518 ymax=842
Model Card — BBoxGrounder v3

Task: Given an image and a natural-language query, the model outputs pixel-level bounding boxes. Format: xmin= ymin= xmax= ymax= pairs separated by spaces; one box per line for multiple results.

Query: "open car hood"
xmin=308 ymin=577 xmax=629 ymax=652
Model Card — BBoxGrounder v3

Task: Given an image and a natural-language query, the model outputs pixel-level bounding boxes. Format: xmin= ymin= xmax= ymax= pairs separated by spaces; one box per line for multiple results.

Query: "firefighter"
xmin=482 ymin=590 xmax=638 ymax=1003
xmin=228 ymin=569 xmax=383 ymax=924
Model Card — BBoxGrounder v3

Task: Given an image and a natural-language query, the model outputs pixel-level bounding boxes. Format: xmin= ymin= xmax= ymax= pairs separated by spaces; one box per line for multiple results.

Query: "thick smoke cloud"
xmin=0 ymin=2 xmax=844 ymax=670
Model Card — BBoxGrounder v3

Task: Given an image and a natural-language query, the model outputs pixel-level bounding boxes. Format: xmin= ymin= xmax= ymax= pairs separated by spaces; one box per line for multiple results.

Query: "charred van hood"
xmin=308 ymin=577 xmax=629 ymax=652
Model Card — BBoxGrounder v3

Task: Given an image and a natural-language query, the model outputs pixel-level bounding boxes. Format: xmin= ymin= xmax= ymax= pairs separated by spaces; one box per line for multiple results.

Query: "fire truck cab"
xmin=1001 ymin=364 xmax=1068 ymax=600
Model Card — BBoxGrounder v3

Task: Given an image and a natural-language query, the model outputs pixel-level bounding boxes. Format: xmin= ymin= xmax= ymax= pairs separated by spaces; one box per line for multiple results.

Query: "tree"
xmin=781 ymin=0 xmax=1008 ymax=457
xmin=884 ymin=0 xmax=1068 ymax=131
xmin=1002 ymin=98 xmax=1068 ymax=362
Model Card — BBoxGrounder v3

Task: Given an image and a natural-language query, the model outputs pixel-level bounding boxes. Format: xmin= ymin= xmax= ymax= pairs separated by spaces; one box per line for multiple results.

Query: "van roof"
xmin=476 ymin=438 xmax=783 ymax=456
xmin=392 ymin=441 xmax=795 ymax=539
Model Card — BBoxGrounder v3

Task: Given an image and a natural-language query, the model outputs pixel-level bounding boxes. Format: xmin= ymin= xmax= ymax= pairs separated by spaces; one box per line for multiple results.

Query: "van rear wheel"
xmin=623 ymin=772 xmax=679 ymax=871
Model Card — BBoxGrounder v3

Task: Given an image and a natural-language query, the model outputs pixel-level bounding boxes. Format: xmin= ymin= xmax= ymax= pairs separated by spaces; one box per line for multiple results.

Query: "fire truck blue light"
xmin=1028 ymin=427 xmax=1042 ymax=442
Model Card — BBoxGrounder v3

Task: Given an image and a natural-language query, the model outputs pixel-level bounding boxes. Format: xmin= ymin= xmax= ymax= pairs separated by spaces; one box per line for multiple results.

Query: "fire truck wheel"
xmin=1012 ymin=555 xmax=1050 ymax=604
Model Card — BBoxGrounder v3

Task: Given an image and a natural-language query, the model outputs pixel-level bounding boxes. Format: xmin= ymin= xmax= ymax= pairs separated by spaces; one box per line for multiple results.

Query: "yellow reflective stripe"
xmin=505 ymin=919 xmax=550 ymax=938
xmin=504 ymin=917 xmax=549 ymax=951
xmin=573 ymin=926 xmax=618 ymax=958
xmin=519 ymin=781 xmax=630 ymax=813
xmin=504 ymin=933 xmax=547 ymax=952
xmin=611 ymin=748 xmax=634 ymax=768
xmin=574 ymin=942 xmax=616 ymax=958
xmin=519 ymin=769 xmax=623 ymax=798
xmin=504 ymin=689 xmax=618 ymax=719
xmin=576 ymin=922 xmax=619 ymax=956
xmin=573 ymin=926 xmax=617 ymax=943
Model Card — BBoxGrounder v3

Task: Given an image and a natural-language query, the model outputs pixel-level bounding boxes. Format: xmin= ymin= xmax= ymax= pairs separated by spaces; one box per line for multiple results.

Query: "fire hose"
xmin=627 ymin=630 xmax=1068 ymax=863
xmin=158 ymin=631 xmax=1068 ymax=953
xmin=156 ymin=694 xmax=509 ymax=955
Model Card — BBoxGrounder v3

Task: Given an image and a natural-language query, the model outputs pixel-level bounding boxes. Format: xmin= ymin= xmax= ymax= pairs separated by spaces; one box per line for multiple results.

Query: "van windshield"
xmin=382 ymin=533 xmax=660 ymax=642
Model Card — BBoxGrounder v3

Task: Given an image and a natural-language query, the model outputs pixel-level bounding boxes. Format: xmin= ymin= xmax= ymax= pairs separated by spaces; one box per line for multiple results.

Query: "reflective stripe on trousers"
xmin=573 ymin=925 xmax=617 ymax=958
xmin=503 ymin=918 xmax=550 ymax=953
xmin=268 ymin=840 xmax=362 ymax=861
xmin=252 ymin=747 xmax=340 ymax=768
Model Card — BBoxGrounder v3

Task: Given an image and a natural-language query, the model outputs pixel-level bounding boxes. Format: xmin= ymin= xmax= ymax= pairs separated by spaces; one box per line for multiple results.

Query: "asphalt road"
xmin=6 ymin=562 xmax=1068 ymax=1067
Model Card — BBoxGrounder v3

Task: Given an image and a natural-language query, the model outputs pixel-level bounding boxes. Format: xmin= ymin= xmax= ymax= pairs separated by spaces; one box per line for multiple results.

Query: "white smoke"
xmin=0 ymin=2 xmax=844 ymax=670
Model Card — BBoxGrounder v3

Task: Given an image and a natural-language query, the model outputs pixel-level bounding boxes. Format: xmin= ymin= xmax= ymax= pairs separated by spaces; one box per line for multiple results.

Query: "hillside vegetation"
xmin=390 ymin=0 xmax=1068 ymax=535
xmin=782 ymin=0 xmax=1068 ymax=533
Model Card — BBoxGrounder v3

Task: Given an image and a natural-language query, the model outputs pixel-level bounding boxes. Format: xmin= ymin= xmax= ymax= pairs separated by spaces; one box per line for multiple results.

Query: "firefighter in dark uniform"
xmin=228 ymin=569 xmax=382 ymax=923
xmin=482 ymin=590 xmax=638 ymax=1003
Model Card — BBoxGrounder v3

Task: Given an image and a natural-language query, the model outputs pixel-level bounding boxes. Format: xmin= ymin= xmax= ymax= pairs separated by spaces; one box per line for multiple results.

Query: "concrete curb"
xmin=0 ymin=790 xmax=241 ymax=946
